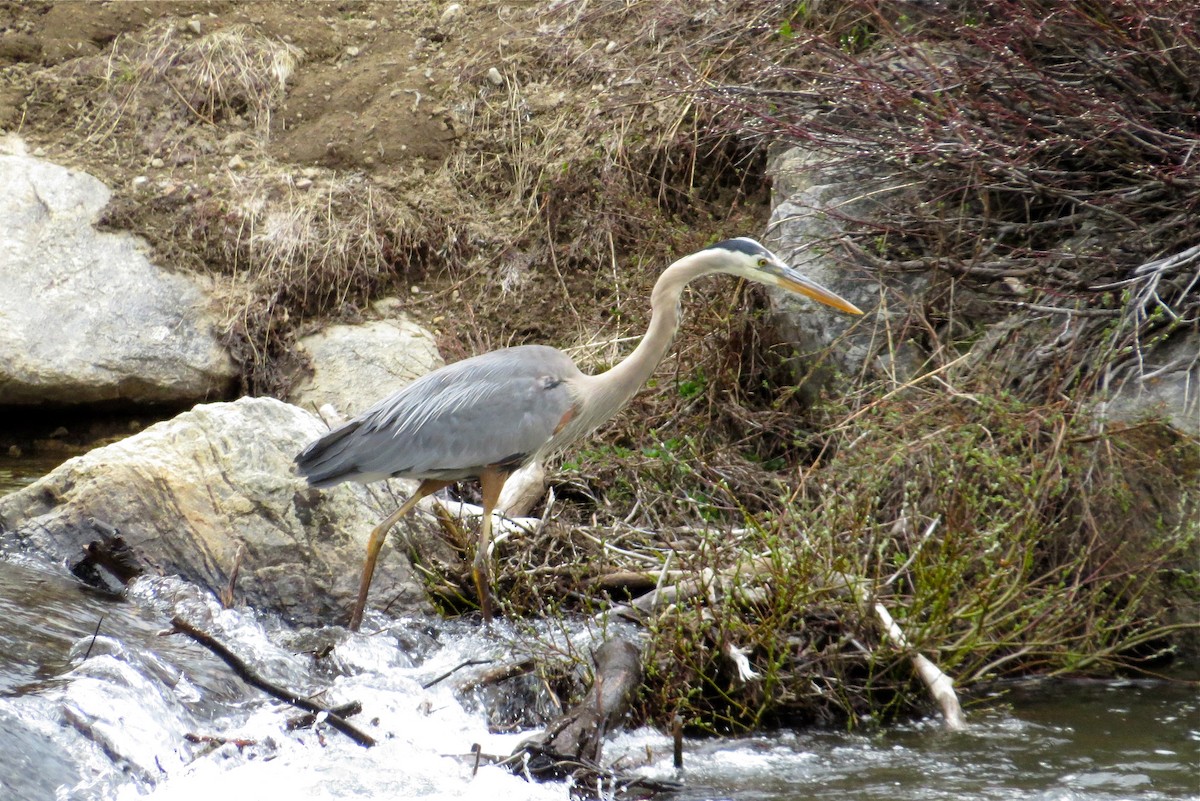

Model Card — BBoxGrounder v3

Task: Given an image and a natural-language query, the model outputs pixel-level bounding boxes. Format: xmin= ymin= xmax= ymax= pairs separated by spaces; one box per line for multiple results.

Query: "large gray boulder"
xmin=0 ymin=137 xmax=236 ymax=406
xmin=0 ymin=397 xmax=434 ymax=625
xmin=764 ymin=145 xmax=928 ymax=392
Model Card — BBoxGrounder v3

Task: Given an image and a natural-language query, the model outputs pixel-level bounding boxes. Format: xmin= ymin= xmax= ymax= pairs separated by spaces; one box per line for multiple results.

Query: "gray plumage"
xmin=297 ymin=345 xmax=581 ymax=486
xmin=295 ymin=237 xmax=864 ymax=628
xmin=706 ymin=237 xmax=771 ymax=258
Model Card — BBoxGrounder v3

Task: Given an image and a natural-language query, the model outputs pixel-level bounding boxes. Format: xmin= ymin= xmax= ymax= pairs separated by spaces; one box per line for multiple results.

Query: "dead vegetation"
xmin=464 ymin=0 xmax=1197 ymax=730
xmin=474 ymin=382 xmax=1195 ymax=731
xmin=93 ymin=22 xmax=300 ymax=144
xmin=703 ymin=0 xmax=1200 ymax=404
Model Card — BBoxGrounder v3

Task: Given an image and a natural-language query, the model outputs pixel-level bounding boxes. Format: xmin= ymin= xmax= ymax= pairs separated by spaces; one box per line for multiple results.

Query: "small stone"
xmin=440 ymin=3 xmax=462 ymax=24
xmin=345 ymin=46 xmax=360 ymax=57
xmin=1003 ymin=276 xmax=1029 ymax=296
xmin=227 ymin=155 xmax=245 ymax=170
xmin=219 ymin=131 xmax=249 ymax=153
xmin=150 ymin=157 xmax=164 ymax=168
xmin=605 ymin=40 xmax=618 ymax=53
xmin=7 ymin=445 xmax=21 ymax=458
xmin=187 ymin=19 xmax=202 ymax=35
xmin=371 ymin=297 xmax=404 ymax=315
xmin=486 ymin=67 xmax=503 ymax=86
xmin=410 ymin=285 xmax=421 ymax=294
xmin=33 ymin=146 xmax=45 ymax=157
xmin=295 ymin=177 xmax=313 ymax=190
xmin=131 ymin=175 xmax=149 ymax=189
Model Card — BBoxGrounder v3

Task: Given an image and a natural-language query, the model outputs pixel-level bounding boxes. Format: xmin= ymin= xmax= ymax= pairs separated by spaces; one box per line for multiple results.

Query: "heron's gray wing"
xmin=296 ymin=345 xmax=580 ymax=486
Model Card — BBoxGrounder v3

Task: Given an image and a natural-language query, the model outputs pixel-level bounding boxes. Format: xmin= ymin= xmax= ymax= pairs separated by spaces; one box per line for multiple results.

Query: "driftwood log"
xmin=871 ymin=600 xmax=966 ymax=730
xmin=500 ymin=636 xmax=680 ymax=797
xmin=508 ymin=638 xmax=642 ymax=779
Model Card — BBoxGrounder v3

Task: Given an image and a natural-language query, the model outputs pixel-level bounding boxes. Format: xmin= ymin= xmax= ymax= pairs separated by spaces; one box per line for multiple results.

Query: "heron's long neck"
xmin=580 ymin=255 xmax=711 ymax=426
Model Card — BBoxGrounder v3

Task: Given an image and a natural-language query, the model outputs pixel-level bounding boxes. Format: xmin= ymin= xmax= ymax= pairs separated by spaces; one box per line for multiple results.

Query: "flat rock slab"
xmin=0 ymin=397 xmax=430 ymax=625
xmin=0 ymin=139 xmax=236 ymax=406
xmin=290 ymin=314 xmax=443 ymax=417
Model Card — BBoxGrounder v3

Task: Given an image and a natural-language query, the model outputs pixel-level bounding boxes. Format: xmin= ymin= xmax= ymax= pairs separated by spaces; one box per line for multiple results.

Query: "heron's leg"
xmin=349 ymin=478 xmax=449 ymax=631
xmin=473 ymin=467 xmax=508 ymax=623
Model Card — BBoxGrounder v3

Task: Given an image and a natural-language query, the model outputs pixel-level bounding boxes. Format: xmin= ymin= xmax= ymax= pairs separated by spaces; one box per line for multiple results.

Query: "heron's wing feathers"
xmin=296 ymin=345 xmax=580 ymax=486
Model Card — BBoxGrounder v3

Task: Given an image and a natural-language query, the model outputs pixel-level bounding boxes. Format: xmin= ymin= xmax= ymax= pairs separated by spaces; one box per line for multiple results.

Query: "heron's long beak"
xmin=774 ymin=262 xmax=864 ymax=316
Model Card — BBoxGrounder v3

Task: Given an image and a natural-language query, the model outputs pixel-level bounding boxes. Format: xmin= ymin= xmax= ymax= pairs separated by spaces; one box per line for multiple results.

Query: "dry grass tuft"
xmin=90 ymin=22 xmax=300 ymax=148
xmin=192 ymin=169 xmax=460 ymax=395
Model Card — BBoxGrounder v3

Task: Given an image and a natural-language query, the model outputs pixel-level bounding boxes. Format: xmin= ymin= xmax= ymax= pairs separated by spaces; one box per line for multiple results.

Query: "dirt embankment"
xmin=1 ymin=1 xmax=770 ymax=395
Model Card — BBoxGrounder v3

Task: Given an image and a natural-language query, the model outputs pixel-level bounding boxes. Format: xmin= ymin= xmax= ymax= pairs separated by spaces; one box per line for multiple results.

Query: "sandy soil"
xmin=2 ymin=2 xmax=462 ymax=169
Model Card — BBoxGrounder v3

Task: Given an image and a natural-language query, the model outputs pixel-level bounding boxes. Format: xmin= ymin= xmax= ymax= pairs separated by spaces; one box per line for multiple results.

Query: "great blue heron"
xmin=296 ymin=238 xmax=863 ymax=628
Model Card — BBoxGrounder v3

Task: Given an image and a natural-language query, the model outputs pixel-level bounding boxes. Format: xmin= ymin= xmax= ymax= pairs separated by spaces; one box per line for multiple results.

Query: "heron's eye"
xmin=757 ymin=257 xmax=769 ymax=267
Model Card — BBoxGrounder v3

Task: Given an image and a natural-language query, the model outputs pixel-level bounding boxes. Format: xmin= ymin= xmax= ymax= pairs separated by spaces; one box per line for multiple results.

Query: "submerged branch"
xmin=166 ymin=616 xmax=376 ymax=748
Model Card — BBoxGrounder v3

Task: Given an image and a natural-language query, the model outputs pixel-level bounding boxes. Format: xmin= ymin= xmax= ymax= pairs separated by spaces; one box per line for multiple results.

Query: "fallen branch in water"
xmin=528 ymin=638 xmax=641 ymax=770
xmin=166 ymin=616 xmax=376 ymax=748
xmin=286 ymin=700 xmax=363 ymax=731
xmin=830 ymin=570 xmax=966 ymax=731
xmin=504 ymin=637 xmax=680 ymax=795
xmin=421 ymin=658 xmax=496 ymax=690
xmin=455 ymin=657 xmax=535 ymax=694
xmin=871 ymin=600 xmax=966 ymax=730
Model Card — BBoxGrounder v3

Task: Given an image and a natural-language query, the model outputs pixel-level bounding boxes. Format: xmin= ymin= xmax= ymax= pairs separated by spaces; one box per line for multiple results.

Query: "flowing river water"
xmin=1 ymin=465 xmax=1197 ymax=801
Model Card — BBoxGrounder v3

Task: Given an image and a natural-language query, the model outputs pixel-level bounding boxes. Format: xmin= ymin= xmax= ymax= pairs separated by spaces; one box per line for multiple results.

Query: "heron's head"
xmin=706 ymin=237 xmax=863 ymax=315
